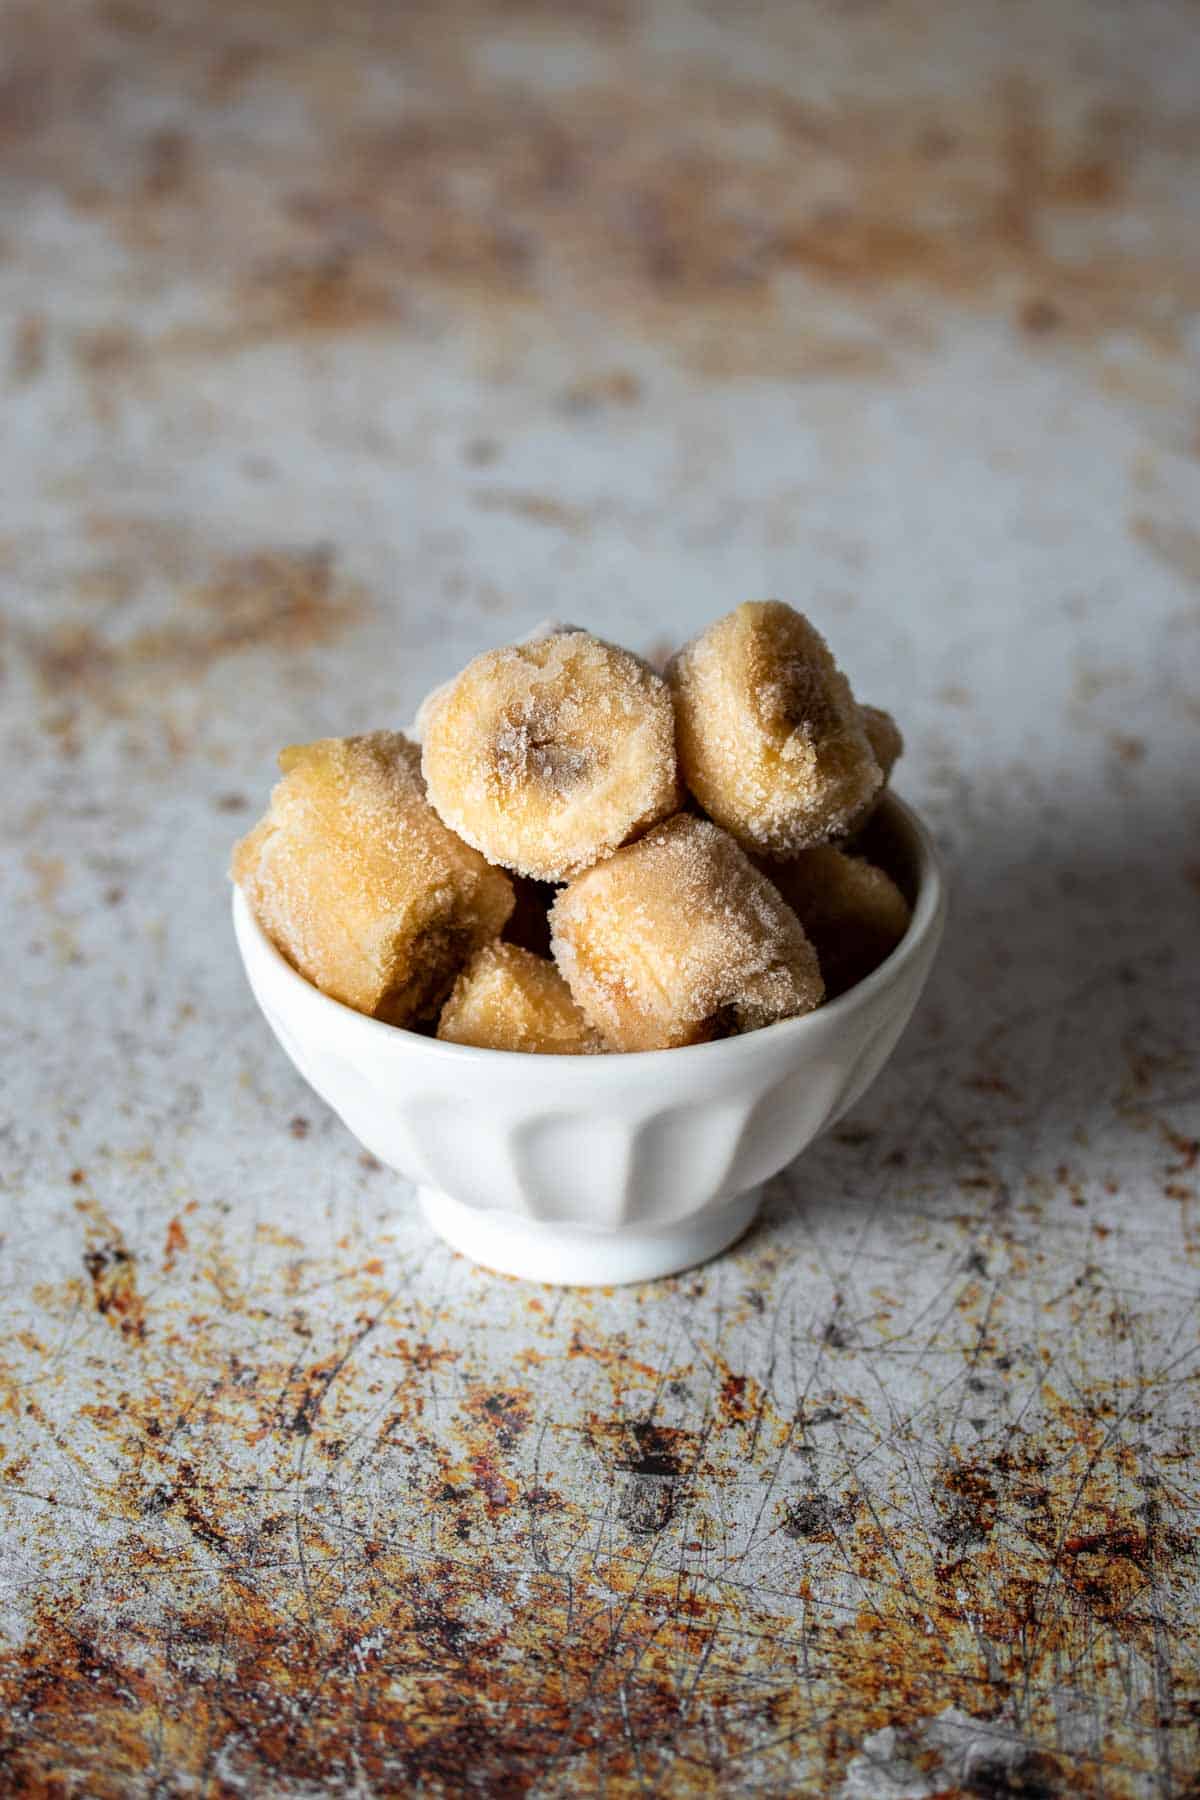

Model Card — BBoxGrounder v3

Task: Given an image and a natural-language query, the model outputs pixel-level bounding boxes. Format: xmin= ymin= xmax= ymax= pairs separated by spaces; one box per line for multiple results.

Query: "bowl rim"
xmin=232 ymin=791 xmax=946 ymax=1072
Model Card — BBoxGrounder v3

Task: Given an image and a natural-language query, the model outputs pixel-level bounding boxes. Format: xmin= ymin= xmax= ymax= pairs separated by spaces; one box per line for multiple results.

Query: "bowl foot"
xmin=416 ymin=1186 xmax=762 ymax=1287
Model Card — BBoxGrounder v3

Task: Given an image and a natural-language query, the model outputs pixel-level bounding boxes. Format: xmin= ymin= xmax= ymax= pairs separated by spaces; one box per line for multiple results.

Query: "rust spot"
xmin=1133 ymin=515 xmax=1200 ymax=589
xmin=142 ymin=1461 xmax=230 ymax=1552
xmin=586 ymin=1419 xmax=697 ymax=1483
xmin=141 ymin=125 xmax=190 ymax=200
xmin=822 ymin=1315 xmax=853 ymax=1350
xmin=26 ymin=853 xmax=65 ymax=906
xmin=205 ymin=39 xmax=272 ymax=100
xmin=5 ymin=7 xmax=1188 ymax=383
xmin=278 ymin=1351 xmax=345 ymax=1437
xmin=21 ymin=542 xmax=365 ymax=721
xmin=10 ymin=312 xmax=45 ymax=382
xmin=1052 ymin=155 xmax=1122 ymax=207
xmin=1163 ymin=1127 xmax=1199 ymax=1172
xmin=1018 ymin=295 xmax=1062 ymax=335
xmin=73 ymin=326 xmax=140 ymax=374
xmin=468 ymin=1452 xmax=516 ymax=1517
xmin=473 ymin=489 xmax=589 ymax=533
xmin=781 ymin=1488 xmax=859 ymax=1544
xmin=561 ymin=368 xmax=642 ymax=412
xmin=996 ymin=76 xmax=1047 ymax=249
xmin=966 ymin=1073 xmax=1019 ymax=1099
xmin=288 ymin=1115 xmax=310 ymax=1140
xmin=191 ymin=545 xmax=363 ymax=655
xmin=82 ymin=1243 xmax=146 ymax=1341
xmin=242 ymin=249 xmax=406 ymax=335
xmin=463 ymin=1386 xmax=533 ymax=1450
xmin=934 ymin=1460 xmax=999 ymax=1548
xmin=163 ymin=1217 xmax=187 ymax=1271
xmin=1052 ymin=1516 xmax=1190 ymax=1621
xmin=718 ymin=1371 xmax=755 ymax=1419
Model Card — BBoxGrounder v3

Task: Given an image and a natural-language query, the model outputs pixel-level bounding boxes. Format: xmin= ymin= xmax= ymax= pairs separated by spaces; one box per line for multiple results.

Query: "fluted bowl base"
xmin=417 ymin=1185 xmax=762 ymax=1286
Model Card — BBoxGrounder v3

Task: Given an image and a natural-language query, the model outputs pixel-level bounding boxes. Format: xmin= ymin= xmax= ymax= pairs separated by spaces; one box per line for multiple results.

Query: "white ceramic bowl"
xmin=232 ymin=794 xmax=945 ymax=1286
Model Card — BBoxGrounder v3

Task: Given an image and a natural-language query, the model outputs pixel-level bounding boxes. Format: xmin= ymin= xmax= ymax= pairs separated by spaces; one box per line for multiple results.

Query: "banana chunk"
xmin=422 ymin=630 xmax=680 ymax=880
xmin=550 ymin=813 xmax=824 ymax=1052
xmin=668 ymin=601 xmax=882 ymax=855
xmin=759 ymin=844 xmax=911 ymax=997
xmin=437 ymin=941 xmax=603 ymax=1054
xmin=232 ymin=731 xmax=513 ymax=1025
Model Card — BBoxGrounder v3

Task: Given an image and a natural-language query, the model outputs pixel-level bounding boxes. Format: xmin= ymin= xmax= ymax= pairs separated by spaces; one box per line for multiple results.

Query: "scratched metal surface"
xmin=2 ymin=0 xmax=1200 ymax=1794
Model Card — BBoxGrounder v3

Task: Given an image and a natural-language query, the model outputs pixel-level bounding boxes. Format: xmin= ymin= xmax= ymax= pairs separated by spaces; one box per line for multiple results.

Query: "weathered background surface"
xmin=2 ymin=0 xmax=1199 ymax=1794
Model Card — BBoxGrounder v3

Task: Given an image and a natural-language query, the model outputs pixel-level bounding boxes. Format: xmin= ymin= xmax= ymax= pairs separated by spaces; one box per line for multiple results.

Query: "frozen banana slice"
xmin=437 ymin=941 xmax=603 ymax=1054
xmin=233 ymin=731 xmax=513 ymax=1025
xmin=422 ymin=629 xmax=679 ymax=880
xmin=668 ymin=601 xmax=882 ymax=854
xmin=550 ymin=813 xmax=824 ymax=1052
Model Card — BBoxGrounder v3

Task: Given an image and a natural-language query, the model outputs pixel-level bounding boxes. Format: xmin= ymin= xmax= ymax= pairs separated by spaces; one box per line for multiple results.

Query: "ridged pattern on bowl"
xmin=233 ymin=795 xmax=945 ymax=1237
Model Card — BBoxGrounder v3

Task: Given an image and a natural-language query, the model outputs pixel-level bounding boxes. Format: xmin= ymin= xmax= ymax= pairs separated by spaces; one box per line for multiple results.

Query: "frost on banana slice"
xmin=668 ymin=601 xmax=882 ymax=855
xmin=232 ymin=731 xmax=513 ymax=1025
xmin=437 ymin=941 xmax=603 ymax=1054
xmin=422 ymin=630 xmax=679 ymax=881
xmin=759 ymin=844 xmax=911 ymax=997
xmin=550 ymin=813 xmax=824 ymax=1053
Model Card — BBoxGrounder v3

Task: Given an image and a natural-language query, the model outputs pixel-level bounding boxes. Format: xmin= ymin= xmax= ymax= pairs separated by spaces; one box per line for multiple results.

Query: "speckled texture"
xmin=550 ymin=814 xmax=825 ymax=1050
xmin=669 ymin=602 xmax=883 ymax=853
xmin=437 ymin=941 xmax=601 ymax=1054
xmin=422 ymin=630 xmax=679 ymax=879
xmin=1 ymin=0 xmax=1199 ymax=1794
xmin=233 ymin=732 xmax=513 ymax=1024
xmin=760 ymin=844 xmax=912 ymax=998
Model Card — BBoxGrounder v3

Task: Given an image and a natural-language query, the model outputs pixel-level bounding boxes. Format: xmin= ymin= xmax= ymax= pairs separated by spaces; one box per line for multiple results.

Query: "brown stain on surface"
xmin=0 ymin=1332 xmax=1194 ymax=1794
xmin=240 ymin=249 xmax=407 ymax=336
xmin=141 ymin=124 xmax=191 ymax=200
xmin=10 ymin=313 xmax=46 ymax=382
xmin=0 ymin=1174 xmax=1198 ymax=1796
xmin=162 ymin=1216 xmax=188 ymax=1271
xmin=191 ymin=546 xmax=364 ymax=655
xmin=1133 ymin=516 xmax=1200 ymax=590
xmin=22 ymin=543 xmax=365 ymax=722
xmin=82 ymin=1242 xmax=146 ymax=1341
xmin=474 ymin=489 xmax=590 ymax=534
xmin=26 ymin=853 xmax=66 ymax=905
xmin=74 ymin=326 xmax=140 ymax=375
xmin=561 ymin=368 xmax=642 ymax=412
xmin=237 ymin=76 xmax=1195 ymax=361
xmin=1 ymin=6 xmax=1196 ymax=376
